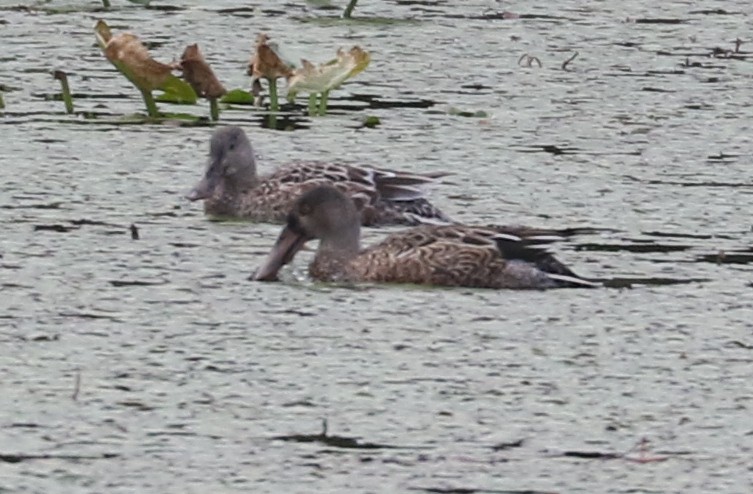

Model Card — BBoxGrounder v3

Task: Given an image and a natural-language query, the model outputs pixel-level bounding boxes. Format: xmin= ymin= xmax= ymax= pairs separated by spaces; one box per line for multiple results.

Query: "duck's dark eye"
xmin=299 ymin=203 xmax=312 ymax=216
xmin=287 ymin=213 xmax=303 ymax=233
xmin=228 ymin=142 xmax=236 ymax=151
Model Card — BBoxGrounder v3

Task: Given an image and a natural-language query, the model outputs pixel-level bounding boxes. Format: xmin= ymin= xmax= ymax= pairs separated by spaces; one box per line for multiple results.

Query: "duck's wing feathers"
xmin=270 ymin=161 xmax=444 ymax=197
xmin=245 ymin=176 xmax=379 ymax=222
xmin=350 ymin=225 xmax=596 ymax=289
xmin=266 ymin=161 xmax=450 ymax=226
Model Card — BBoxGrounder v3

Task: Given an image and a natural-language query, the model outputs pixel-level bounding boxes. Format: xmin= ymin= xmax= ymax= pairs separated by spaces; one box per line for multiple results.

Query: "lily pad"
xmin=221 ymin=89 xmax=255 ymax=105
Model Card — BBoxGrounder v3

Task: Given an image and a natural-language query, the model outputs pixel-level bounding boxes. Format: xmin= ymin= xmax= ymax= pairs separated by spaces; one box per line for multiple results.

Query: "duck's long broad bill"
xmin=251 ymin=226 xmax=309 ymax=281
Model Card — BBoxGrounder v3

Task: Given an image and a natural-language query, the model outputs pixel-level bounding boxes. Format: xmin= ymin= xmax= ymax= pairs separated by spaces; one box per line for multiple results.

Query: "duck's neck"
xmin=313 ymin=225 xmax=361 ymax=279
xmin=235 ymin=159 xmax=260 ymax=192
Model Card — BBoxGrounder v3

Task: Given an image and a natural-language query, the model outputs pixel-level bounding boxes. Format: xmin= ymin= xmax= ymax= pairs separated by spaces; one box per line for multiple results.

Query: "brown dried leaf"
xmin=103 ymin=32 xmax=173 ymax=91
xmin=179 ymin=44 xmax=226 ymax=99
xmin=248 ymin=33 xmax=294 ymax=81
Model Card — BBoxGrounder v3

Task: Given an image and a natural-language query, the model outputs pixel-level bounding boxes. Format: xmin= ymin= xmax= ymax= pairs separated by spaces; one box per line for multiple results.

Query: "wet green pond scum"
xmin=1 ymin=1 xmax=752 ymax=492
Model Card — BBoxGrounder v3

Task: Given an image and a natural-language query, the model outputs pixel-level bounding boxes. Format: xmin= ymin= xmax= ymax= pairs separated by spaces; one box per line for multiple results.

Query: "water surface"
xmin=1 ymin=1 xmax=752 ymax=493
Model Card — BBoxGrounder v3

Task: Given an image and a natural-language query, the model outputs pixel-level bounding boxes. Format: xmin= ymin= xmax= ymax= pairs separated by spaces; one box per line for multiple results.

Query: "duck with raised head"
xmin=186 ymin=126 xmax=450 ymax=226
xmin=252 ymin=186 xmax=599 ymax=289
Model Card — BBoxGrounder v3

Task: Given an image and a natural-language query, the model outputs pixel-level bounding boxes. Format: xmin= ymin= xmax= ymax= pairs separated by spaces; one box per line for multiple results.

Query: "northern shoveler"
xmin=252 ymin=186 xmax=599 ymax=289
xmin=186 ymin=126 xmax=450 ymax=226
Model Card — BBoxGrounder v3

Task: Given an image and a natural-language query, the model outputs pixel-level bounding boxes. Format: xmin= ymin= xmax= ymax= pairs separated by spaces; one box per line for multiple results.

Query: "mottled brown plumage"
xmin=186 ymin=126 xmax=449 ymax=226
xmin=253 ymin=186 xmax=599 ymax=289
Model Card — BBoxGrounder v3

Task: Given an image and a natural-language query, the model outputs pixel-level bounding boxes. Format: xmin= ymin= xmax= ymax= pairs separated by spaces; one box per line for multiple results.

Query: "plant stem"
xmin=53 ymin=70 xmax=74 ymax=114
xmin=139 ymin=88 xmax=159 ymax=119
xmin=209 ymin=98 xmax=219 ymax=121
xmin=307 ymin=94 xmax=317 ymax=116
xmin=268 ymin=77 xmax=279 ymax=112
xmin=102 ymin=0 xmax=111 ymax=7
xmin=0 ymin=91 xmax=4 ymax=110
xmin=342 ymin=0 xmax=358 ymax=18
xmin=318 ymin=90 xmax=329 ymax=116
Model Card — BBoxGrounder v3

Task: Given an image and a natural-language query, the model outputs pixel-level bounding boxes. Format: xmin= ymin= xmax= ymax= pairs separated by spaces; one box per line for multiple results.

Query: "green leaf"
xmin=361 ymin=115 xmax=381 ymax=128
xmin=220 ymin=88 xmax=255 ymax=105
xmin=155 ymin=75 xmax=198 ymax=104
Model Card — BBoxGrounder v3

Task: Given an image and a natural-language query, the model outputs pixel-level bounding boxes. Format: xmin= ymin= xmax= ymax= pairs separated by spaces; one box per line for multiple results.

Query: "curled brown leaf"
xmin=103 ymin=32 xmax=173 ymax=91
xmin=248 ymin=33 xmax=294 ymax=81
xmin=179 ymin=43 xmax=226 ymax=99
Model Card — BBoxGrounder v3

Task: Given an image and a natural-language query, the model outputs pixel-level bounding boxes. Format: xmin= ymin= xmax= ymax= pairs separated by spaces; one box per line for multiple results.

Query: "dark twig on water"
xmin=517 ymin=54 xmax=542 ymax=68
xmin=0 ymin=453 xmax=118 ymax=463
xmin=34 ymin=224 xmax=75 ymax=233
xmin=491 ymin=438 xmax=524 ymax=451
xmin=72 ymin=371 xmax=81 ymax=401
xmin=734 ymin=38 xmax=743 ymax=53
xmin=556 ymin=437 xmax=669 ymax=463
xmin=53 ymin=70 xmax=74 ymax=114
xmin=130 ymin=224 xmax=139 ymax=240
xmin=562 ymin=51 xmax=579 ymax=71
xmin=562 ymin=450 xmax=622 ymax=459
xmin=342 ymin=0 xmax=358 ymax=18
xmin=272 ymin=419 xmax=402 ymax=450
xmin=623 ymin=437 xmax=669 ymax=463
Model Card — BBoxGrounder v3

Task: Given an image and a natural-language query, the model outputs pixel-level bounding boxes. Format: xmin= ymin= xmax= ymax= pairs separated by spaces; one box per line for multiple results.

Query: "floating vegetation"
xmin=94 ymin=20 xmax=197 ymax=119
xmin=52 ymin=70 xmax=74 ymax=114
xmin=361 ymin=115 xmax=380 ymax=128
xmin=0 ymin=453 xmax=119 ymax=463
xmin=447 ymin=107 xmax=489 ymax=118
xmin=32 ymin=218 xmax=137 ymax=235
xmin=555 ymin=438 xmax=672 ymax=463
xmin=178 ymin=43 xmax=226 ymax=121
xmin=220 ymin=88 xmax=255 ymax=105
xmin=562 ymin=51 xmax=579 ymax=70
xmin=287 ymin=46 xmax=370 ymax=116
xmin=575 ymin=242 xmax=691 ymax=254
xmin=297 ymin=15 xmax=418 ymax=26
xmin=696 ymin=248 xmax=753 ymax=265
xmin=272 ymin=419 xmax=400 ymax=449
xmin=491 ymin=438 xmax=525 ymax=451
xmin=109 ymin=279 xmax=168 ymax=287
xmin=518 ymin=53 xmax=542 ymax=67
xmin=600 ymin=277 xmax=708 ymax=288
xmin=33 ymin=224 xmax=74 ymax=233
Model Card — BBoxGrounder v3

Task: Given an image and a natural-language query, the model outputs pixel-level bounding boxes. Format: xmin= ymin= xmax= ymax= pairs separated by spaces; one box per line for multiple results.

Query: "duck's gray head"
xmin=186 ymin=126 xmax=257 ymax=201
xmin=252 ymin=186 xmax=361 ymax=281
